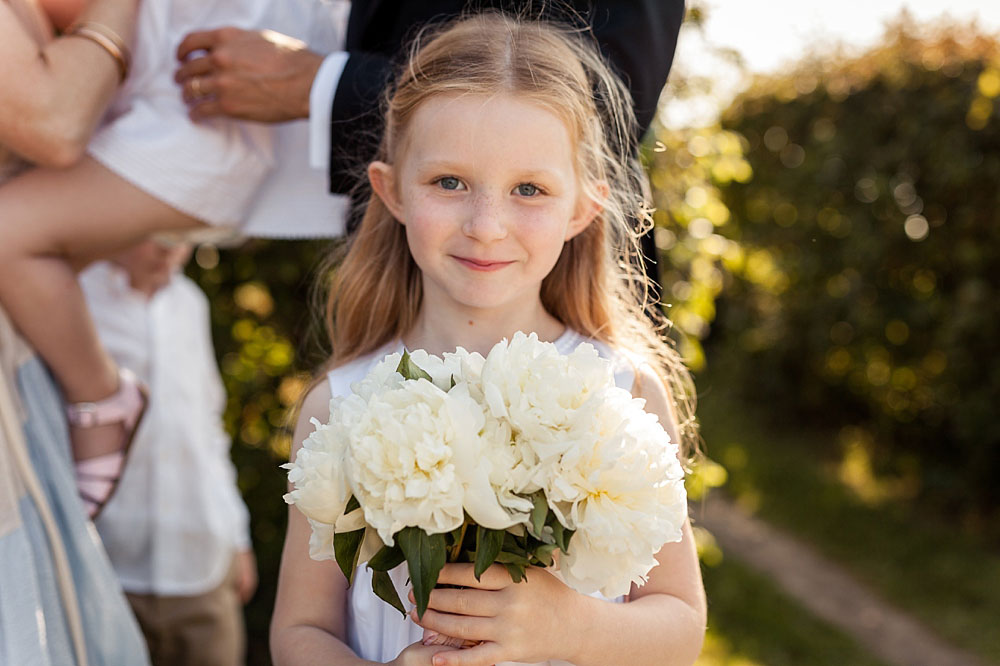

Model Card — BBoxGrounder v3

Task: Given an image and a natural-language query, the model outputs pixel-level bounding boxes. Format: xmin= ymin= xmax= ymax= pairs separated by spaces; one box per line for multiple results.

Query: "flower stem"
xmin=450 ymin=520 xmax=469 ymax=562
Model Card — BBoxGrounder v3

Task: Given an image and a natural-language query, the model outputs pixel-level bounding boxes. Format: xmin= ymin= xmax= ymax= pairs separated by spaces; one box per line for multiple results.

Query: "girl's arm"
xmin=414 ymin=364 xmax=707 ymax=666
xmin=270 ymin=379 xmax=453 ymax=666
xmin=270 ymin=379 xmax=369 ymax=665
xmin=0 ymin=0 xmax=140 ymax=167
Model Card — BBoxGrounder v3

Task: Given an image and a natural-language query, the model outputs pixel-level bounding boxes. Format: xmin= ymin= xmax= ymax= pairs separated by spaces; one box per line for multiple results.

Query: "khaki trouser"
xmin=126 ymin=557 xmax=244 ymax=666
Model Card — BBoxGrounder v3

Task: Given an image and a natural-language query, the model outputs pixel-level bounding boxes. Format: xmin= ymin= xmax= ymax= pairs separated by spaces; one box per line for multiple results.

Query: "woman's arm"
xmin=270 ymin=378 xmax=453 ymax=666
xmin=0 ymin=0 xmax=140 ymax=167
xmin=414 ymin=364 xmax=706 ymax=666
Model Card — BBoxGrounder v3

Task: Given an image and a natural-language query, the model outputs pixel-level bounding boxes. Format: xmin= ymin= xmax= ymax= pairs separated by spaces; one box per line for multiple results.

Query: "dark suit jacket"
xmin=327 ymin=0 xmax=685 ymax=194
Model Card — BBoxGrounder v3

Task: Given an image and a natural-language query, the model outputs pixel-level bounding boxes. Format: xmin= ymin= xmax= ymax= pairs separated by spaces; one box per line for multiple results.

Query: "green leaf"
xmin=396 ymin=351 xmax=432 ymax=382
xmin=345 ymin=495 xmax=360 ymax=514
xmin=532 ymin=543 xmax=559 ymax=567
xmin=371 ymin=569 xmax=407 ymax=617
xmin=450 ymin=374 xmax=457 ymax=389
xmin=333 ymin=528 xmax=365 ymax=584
xmin=495 ymin=550 xmax=531 ymax=566
xmin=397 ymin=527 xmax=447 ymax=619
xmin=530 ymin=492 xmax=548 ymax=538
xmin=550 ymin=520 xmax=575 ymax=554
xmin=504 ymin=562 xmax=526 ymax=583
xmin=367 ymin=544 xmax=405 ymax=572
xmin=474 ymin=527 xmax=505 ymax=580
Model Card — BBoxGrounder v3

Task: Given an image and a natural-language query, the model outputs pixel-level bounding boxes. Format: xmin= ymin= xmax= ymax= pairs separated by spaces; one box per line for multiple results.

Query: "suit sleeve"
xmin=327 ymin=50 xmax=394 ymax=195
xmin=587 ymin=0 xmax=686 ymax=134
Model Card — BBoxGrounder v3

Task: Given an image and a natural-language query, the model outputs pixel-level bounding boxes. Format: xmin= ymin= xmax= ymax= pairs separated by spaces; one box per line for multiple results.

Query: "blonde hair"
xmin=321 ymin=12 xmax=698 ymax=457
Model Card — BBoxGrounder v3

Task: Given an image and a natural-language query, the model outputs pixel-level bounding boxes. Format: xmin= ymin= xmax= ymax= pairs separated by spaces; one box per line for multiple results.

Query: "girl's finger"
xmin=410 ymin=607 xmax=495 ymax=643
xmin=435 ymin=563 xmax=510 ymax=590
xmin=430 ymin=640 xmax=506 ymax=666
xmin=425 ymin=586 xmax=500 ymax=617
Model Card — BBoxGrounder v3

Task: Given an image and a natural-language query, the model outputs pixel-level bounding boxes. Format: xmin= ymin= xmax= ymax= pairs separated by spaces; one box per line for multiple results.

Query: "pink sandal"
xmin=67 ymin=367 xmax=148 ymax=519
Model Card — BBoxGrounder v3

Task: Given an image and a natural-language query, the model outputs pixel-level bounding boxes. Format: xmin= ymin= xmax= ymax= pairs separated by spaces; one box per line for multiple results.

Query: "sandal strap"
xmin=74 ymin=451 xmax=125 ymax=480
xmin=66 ymin=368 xmax=145 ymax=429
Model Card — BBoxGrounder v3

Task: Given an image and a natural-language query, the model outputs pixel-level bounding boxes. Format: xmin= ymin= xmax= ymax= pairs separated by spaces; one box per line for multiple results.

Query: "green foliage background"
xmin=646 ymin=24 xmax=1000 ymax=529
xmin=187 ymin=240 xmax=334 ymax=664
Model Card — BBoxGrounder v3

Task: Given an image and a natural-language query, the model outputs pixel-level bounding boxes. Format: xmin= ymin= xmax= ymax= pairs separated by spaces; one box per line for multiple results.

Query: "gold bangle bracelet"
xmin=66 ymin=21 xmax=131 ymax=83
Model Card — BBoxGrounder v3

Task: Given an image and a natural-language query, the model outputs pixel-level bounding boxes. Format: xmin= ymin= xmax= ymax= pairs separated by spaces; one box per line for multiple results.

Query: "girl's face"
xmin=369 ymin=94 xmax=600 ymax=318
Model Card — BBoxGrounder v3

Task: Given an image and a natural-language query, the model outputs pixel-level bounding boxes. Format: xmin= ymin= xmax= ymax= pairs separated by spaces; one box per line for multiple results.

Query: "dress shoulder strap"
xmin=555 ymin=330 xmax=643 ymax=394
xmin=326 ymin=341 xmax=402 ymax=399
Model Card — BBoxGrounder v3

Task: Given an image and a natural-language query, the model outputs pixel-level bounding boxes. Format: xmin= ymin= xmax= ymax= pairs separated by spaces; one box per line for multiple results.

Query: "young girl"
xmin=271 ymin=12 xmax=706 ymax=666
xmin=0 ymin=0 xmax=340 ymax=518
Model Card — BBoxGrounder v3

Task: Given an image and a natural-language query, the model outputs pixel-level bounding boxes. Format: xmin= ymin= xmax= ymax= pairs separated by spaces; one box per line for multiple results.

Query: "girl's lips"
xmin=453 ymin=256 xmax=514 ymax=272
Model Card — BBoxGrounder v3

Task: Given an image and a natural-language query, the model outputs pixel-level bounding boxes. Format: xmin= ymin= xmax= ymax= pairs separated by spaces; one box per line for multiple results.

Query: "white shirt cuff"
xmin=309 ymin=51 xmax=350 ymax=170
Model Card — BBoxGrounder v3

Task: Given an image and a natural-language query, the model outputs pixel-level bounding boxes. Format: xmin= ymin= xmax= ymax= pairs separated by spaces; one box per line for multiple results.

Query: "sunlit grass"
xmin=695 ymin=360 xmax=1000 ymax=663
xmin=697 ymin=557 xmax=888 ymax=666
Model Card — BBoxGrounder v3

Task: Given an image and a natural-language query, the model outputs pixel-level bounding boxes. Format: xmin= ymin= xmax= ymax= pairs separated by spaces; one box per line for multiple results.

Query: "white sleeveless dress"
xmin=325 ymin=329 xmax=641 ymax=665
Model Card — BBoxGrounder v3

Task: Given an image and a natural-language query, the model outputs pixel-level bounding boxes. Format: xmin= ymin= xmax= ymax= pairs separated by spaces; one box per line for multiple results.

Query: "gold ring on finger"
xmin=191 ymin=77 xmax=203 ymax=98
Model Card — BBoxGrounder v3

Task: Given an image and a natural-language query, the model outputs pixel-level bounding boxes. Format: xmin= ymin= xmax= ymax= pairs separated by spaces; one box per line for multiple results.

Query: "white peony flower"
xmin=544 ymin=387 xmax=687 ymax=598
xmin=306 ymin=518 xmax=336 ymax=561
xmin=344 ymin=375 xmax=517 ymax=545
xmin=478 ymin=412 xmax=536 ymax=518
xmin=283 ymin=417 xmax=352 ymax=525
xmin=408 ymin=347 xmax=484 ymax=391
xmin=481 ymin=332 xmax=613 ymax=461
xmin=306 ymin=519 xmax=383 ymax=565
xmin=287 ymin=335 xmax=688 ymax=601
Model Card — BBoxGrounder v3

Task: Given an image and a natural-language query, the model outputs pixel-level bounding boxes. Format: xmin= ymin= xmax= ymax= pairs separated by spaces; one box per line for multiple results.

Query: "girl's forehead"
xmin=409 ymin=92 xmax=572 ymax=128
xmin=397 ymin=93 xmax=577 ymax=166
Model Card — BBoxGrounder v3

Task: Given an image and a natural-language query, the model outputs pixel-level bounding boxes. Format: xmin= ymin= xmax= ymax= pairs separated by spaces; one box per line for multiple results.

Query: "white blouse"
xmin=326 ymin=330 xmax=637 ymax=664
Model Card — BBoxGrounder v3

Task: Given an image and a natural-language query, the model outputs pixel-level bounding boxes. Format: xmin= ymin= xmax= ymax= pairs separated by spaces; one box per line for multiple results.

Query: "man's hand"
xmin=234 ymin=549 xmax=258 ymax=604
xmin=175 ymin=27 xmax=324 ymax=123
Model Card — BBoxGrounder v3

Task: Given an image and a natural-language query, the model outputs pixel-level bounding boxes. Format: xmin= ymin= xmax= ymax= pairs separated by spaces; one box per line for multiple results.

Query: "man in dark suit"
xmin=176 ymin=0 xmax=684 ymax=283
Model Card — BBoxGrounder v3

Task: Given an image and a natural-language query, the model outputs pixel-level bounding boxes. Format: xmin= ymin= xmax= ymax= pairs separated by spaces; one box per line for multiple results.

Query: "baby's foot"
xmin=67 ymin=368 xmax=147 ymax=518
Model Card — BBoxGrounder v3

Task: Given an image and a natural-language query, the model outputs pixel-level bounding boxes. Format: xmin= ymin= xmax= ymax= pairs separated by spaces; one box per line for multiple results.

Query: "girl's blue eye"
xmin=516 ymin=183 xmax=540 ymax=197
xmin=438 ymin=176 xmax=462 ymax=190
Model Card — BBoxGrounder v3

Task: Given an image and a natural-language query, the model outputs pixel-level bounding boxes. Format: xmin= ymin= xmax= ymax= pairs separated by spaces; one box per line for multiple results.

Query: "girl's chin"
xmin=449 ymin=290 xmax=531 ymax=312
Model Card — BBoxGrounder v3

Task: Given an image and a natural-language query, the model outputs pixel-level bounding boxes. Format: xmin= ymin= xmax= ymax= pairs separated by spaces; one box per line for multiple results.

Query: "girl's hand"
xmin=390 ymin=641 xmax=458 ymax=666
xmin=409 ymin=563 xmax=584 ymax=666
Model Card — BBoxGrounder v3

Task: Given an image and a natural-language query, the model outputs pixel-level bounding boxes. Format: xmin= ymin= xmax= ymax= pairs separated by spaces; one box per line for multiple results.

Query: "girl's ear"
xmin=565 ymin=180 xmax=610 ymax=240
xmin=368 ymin=161 xmax=405 ymax=223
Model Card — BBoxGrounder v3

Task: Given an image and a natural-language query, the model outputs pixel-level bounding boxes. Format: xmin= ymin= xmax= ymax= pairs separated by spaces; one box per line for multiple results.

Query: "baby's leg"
xmin=0 ymin=157 xmax=203 ymax=496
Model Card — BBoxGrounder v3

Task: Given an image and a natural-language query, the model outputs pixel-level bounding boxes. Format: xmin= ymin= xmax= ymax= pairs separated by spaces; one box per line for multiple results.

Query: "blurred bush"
xmin=187 ymin=239 xmax=335 ymax=665
xmin=648 ymin=21 xmax=1000 ymax=531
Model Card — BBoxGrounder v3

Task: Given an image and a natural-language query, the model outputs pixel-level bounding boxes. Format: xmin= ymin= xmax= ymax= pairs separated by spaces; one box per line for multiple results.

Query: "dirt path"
xmin=693 ymin=494 xmax=990 ymax=666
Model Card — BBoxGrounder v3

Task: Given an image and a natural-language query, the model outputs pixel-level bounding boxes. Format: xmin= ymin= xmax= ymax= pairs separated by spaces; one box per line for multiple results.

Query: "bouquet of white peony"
xmin=284 ymin=332 xmax=687 ymax=618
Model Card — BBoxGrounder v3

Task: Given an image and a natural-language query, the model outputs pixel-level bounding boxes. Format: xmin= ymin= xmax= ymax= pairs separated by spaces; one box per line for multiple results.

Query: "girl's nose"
xmin=462 ymin=193 xmax=508 ymax=242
